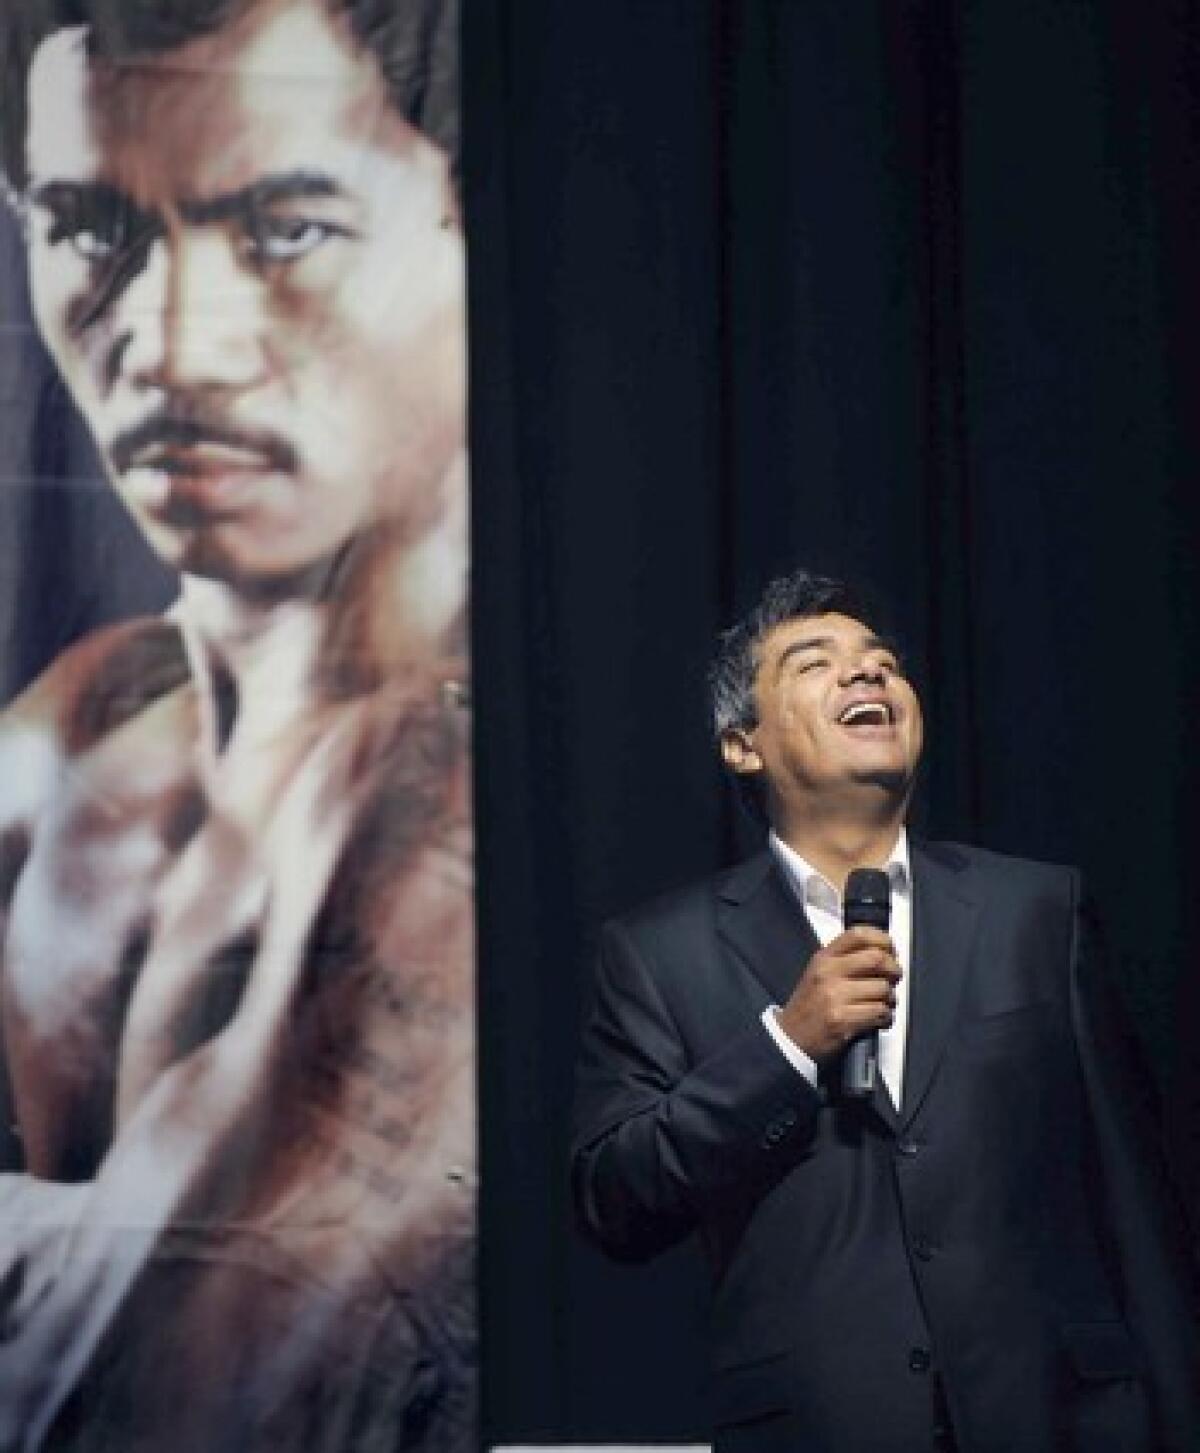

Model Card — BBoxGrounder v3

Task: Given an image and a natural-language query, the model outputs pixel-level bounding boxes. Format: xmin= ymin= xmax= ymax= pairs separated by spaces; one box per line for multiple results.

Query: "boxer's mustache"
xmin=111 ymin=413 xmax=298 ymax=475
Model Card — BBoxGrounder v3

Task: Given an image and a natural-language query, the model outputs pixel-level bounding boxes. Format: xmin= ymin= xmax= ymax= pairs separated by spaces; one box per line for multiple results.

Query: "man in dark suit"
xmin=571 ymin=569 xmax=1199 ymax=1452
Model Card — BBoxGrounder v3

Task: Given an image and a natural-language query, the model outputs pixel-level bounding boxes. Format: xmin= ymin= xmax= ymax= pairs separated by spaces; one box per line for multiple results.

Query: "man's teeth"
xmin=839 ymin=702 xmax=891 ymax=726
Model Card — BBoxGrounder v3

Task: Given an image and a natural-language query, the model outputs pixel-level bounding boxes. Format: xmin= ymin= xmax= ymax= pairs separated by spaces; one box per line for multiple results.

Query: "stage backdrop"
xmin=0 ymin=2 xmax=474 ymax=1450
xmin=466 ymin=0 xmax=1200 ymax=1443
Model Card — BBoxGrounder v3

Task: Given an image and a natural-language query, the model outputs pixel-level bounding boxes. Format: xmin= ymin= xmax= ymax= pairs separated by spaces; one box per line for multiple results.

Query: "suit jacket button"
xmin=760 ymin=1108 xmax=798 ymax=1148
xmin=913 ymin=1236 xmax=937 ymax=1261
xmin=895 ymin=1138 xmax=920 ymax=1158
xmin=908 ymin=1347 xmax=932 ymax=1374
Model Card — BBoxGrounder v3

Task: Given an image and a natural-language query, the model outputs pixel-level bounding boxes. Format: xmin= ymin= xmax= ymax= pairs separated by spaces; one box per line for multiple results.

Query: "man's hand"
xmin=776 ymin=928 xmax=901 ymax=1064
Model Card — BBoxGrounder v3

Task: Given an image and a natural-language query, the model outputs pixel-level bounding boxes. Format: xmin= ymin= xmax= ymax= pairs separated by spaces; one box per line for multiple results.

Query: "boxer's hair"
xmin=0 ymin=0 xmax=459 ymax=193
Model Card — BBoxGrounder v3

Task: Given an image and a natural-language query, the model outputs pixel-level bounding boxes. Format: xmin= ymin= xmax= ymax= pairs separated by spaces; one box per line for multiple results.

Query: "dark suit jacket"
xmin=571 ymin=840 xmax=1200 ymax=1453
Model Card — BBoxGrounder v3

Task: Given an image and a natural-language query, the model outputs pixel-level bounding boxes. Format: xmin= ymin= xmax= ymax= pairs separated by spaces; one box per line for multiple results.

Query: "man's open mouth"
xmin=836 ymin=701 xmax=895 ymax=728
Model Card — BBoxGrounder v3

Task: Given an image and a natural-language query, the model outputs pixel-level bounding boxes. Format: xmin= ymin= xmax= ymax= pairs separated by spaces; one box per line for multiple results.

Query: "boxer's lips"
xmin=114 ymin=422 xmax=296 ymax=516
xmin=134 ymin=440 xmax=283 ymax=478
xmin=134 ymin=440 xmax=276 ymax=472
xmin=128 ymin=443 xmax=283 ymax=514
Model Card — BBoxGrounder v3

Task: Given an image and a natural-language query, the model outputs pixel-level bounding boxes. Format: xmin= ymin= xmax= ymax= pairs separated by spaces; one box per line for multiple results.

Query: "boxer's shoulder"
xmin=3 ymin=616 xmax=191 ymax=756
xmin=0 ymin=618 xmax=195 ymax=839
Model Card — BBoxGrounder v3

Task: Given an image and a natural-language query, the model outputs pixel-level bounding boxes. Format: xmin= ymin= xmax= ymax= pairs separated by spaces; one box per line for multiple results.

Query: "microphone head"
xmin=843 ymin=867 xmax=891 ymax=930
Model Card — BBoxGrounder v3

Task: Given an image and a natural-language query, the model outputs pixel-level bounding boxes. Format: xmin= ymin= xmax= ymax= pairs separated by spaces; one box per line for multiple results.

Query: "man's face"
xmin=23 ymin=0 xmax=465 ymax=584
xmin=726 ymin=612 xmax=924 ymax=812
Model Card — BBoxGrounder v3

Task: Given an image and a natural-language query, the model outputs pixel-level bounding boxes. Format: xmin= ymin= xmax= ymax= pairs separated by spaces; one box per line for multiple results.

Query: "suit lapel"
xmin=716 ymin=852 xmax=820 ymax=1009
xmin=715 ymin=844 xmax=983 ymax=1128
xmin=869 ymin=1060 xmax=902 ymax=1130
xmin=900 ymin=839 xmax=982 ymax=1128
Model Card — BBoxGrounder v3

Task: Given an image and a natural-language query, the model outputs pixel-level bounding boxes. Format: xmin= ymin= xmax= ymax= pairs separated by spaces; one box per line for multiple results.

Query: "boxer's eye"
xmin=34 ymin=185 xmax=144 ymax=265
xmin=242 ymin=210 xmax=350 ymax=265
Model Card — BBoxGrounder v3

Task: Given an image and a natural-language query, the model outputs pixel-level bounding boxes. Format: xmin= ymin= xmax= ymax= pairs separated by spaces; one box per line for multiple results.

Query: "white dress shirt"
xmin=761 ymin=829 xmax=913 ymax=1108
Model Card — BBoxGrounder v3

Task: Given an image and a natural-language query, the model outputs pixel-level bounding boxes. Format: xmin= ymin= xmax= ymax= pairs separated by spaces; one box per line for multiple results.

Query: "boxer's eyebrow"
xmin=28 ymin=179 xmax=133 ymax=214
xmin=182 ymin=170 xmax=344 ymax=224
xmin=28 ymin=172 xmax=346 ymax=227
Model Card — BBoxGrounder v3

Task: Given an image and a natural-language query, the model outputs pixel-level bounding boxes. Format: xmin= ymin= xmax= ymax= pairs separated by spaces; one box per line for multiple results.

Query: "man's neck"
xmin=772 ymin=804 xmax=908 ymax=891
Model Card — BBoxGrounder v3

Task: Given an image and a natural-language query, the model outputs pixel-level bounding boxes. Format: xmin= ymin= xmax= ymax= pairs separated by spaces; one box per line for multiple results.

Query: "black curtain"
xmin=465 ymin=1 xmax=1200 ymax=1442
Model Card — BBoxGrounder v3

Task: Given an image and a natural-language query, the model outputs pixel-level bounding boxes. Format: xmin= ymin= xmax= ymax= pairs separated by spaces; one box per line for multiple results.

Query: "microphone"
xmin=841 ymin=867 xmax=892 ymax=1098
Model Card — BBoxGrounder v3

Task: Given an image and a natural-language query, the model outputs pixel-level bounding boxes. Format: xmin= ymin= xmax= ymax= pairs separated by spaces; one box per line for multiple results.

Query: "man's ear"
xmin=720 ymin=728 xmax=762 ymax=776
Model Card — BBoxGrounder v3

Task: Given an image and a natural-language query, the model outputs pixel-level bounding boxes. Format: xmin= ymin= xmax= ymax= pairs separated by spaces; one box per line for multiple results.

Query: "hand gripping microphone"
xmin=841 ymin=867 xmax=892 ymax=1098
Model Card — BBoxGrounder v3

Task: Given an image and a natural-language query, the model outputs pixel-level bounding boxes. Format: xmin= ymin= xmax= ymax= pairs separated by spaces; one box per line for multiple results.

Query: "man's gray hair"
xmin=707 ymin=568 xmax=884 ymax=741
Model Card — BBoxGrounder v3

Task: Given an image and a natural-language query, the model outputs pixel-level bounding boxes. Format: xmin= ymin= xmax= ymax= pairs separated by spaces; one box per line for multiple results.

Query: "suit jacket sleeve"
xmin=1070 ymin=872 xmax=1200 ymax=1448
xmin=571 ymin=915 xmax=820 ymax=1263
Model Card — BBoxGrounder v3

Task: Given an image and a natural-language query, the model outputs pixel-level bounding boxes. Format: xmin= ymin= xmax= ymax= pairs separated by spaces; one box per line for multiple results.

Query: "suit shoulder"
xmin=924 ymin=838 xmax=1078 ymax=897
xmin=606 ymin=870 xmax=723 ymax=943
xmin=601 ymin=852 xmax=773 ymax=964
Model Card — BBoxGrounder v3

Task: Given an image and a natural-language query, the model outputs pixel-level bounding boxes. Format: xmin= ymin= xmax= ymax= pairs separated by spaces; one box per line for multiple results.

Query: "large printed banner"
xmin=0 ymin=2 xmax=474 ymax=1448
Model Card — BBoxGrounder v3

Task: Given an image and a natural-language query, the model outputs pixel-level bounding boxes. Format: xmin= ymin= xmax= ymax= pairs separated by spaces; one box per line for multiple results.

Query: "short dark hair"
xmin=0 ymin=0 xmax=459 ymax=193
xmin=708 ymin=568 xmax=894 ymax=740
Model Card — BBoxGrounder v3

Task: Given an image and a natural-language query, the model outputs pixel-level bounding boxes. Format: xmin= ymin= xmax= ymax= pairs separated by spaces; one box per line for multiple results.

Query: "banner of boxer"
xmin=0 ymin=2 xmax=474 ymax=1447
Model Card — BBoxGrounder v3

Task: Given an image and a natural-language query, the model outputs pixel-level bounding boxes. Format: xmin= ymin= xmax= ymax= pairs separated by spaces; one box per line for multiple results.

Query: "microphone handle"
xmin=840 ymin=870 xmax=891 ymax=1099
xmin=842 ymin=1029 xmax=878 ymax=1097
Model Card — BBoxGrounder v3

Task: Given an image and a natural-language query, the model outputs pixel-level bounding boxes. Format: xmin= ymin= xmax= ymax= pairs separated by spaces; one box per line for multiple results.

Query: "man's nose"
xmin=115 ymin=229 xmax=267 ymax=395
xmin=842 ymin=658 xmax=888 ymax=686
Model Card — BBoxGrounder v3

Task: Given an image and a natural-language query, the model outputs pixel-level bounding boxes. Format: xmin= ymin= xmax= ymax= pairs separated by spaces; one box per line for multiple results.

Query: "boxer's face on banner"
xmin=23 ymin=0 xmax=465 ymax=584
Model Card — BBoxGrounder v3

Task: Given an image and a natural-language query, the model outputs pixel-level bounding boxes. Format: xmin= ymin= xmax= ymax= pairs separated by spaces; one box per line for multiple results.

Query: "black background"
xmin=465 ymin=0 xmax=1200 ymax=1443
xmin=1 ymin=1 xmax=1197 ymax=1445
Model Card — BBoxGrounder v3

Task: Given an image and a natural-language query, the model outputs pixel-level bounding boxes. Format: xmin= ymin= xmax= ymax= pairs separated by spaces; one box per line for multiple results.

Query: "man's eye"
xmin=796 ymin=658 xmax=828 ymax=673
xmin=245 ymin=215 xmax=340 ymax=263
